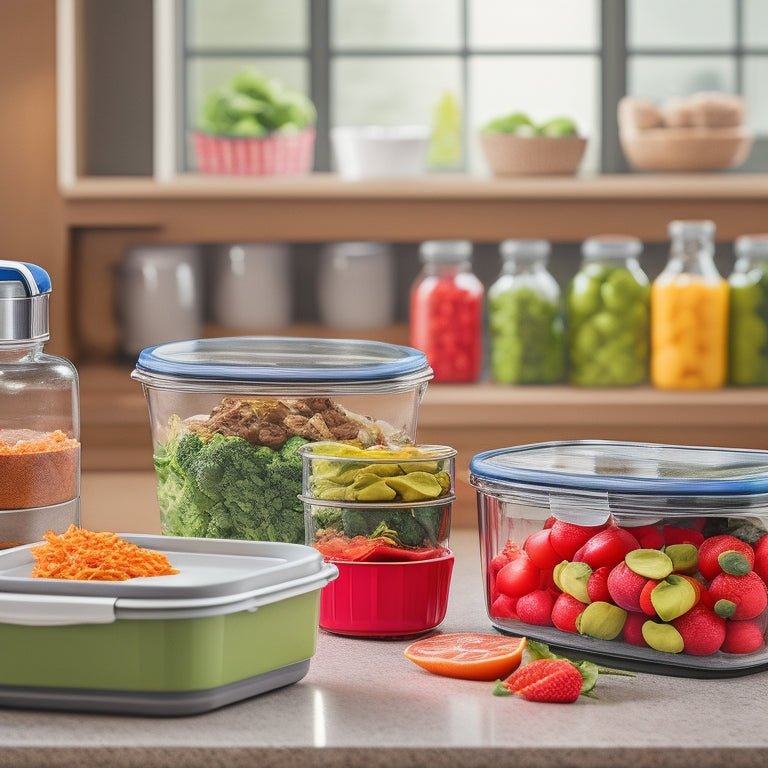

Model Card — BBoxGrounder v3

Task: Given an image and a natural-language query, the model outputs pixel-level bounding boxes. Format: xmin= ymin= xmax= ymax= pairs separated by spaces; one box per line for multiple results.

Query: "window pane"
xmin=628 ymin=55 xmax=736 ymax=102
xmin=628 ymin=0 xmax=735 ymax=50
xmin=332 ymin=56 xmax=461 ymax=126
xmin=186 ymin=0 xmax=307 ymax=49
xmin=744 ymin=57 xmax=768 ymax=134
xmin=332 ymin=0 xmax=461 ymax=50
xmin=470 ymin=0 xmax=599 ymax=50
xmin=744 ymin=0 xmax=768 ymax=47
xmin=468 ymin=55 xmax=599 ymax=174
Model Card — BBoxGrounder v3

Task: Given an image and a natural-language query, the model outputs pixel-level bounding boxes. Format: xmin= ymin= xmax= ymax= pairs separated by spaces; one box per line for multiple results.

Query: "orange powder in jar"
xmin=0 ymin=429 xmax=80 ymax=510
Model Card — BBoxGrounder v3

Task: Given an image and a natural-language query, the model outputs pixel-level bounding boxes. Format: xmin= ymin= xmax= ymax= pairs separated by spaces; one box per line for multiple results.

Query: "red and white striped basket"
xmin=193 ymin=128 xmax=315 ymax=175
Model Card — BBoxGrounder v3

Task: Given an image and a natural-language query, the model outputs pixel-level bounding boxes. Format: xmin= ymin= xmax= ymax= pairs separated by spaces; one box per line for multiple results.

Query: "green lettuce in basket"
xmin=198 ymin=68 xmax=317 ymax=138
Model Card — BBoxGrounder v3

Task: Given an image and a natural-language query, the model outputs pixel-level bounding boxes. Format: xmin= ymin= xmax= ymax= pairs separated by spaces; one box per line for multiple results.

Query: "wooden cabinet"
xmin=56 ymin=173 xmax=768 ymax=526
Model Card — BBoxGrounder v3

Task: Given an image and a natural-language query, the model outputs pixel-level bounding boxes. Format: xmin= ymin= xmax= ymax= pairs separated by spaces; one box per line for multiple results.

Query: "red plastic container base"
xmin=319 ymin=552 xmax=454 ymax=638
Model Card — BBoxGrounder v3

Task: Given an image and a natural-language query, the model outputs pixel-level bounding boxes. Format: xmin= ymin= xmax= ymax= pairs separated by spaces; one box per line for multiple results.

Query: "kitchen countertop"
xmin=2 ymin=477 xmax=768 ymax=767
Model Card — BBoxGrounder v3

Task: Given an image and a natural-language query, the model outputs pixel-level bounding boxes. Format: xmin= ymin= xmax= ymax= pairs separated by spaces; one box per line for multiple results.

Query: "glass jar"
xmin=0 ymin=261 xmax=80 ymax=548
xmin=410 ymin=240 xmax=484 ymax=383
xmin=728 ymin=234 xmax=768 ymax=385
xmin=651 ymin=220 xmax=729 ymax=390
xmin=488 ymin=239 xmax=563 ymax=384
xmin=566 ymin=236 xmax=650 ymax=386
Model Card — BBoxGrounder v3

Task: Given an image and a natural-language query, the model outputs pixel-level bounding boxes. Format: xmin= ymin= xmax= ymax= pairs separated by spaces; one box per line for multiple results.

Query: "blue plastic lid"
xmin=0 ymin=261 xmax=51 ymax=296
xmin=469 ymin=440 xmax=768 ymax=496
xmin=133 ymin=336 xmax=432 ymax=385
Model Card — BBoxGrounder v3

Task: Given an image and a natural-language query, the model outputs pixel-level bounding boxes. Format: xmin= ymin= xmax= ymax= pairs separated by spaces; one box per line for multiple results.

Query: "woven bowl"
xmin=620 ymin=127 xmax=753 ymax=172
xmin=480 ymin=133 xmax=587 ymax=177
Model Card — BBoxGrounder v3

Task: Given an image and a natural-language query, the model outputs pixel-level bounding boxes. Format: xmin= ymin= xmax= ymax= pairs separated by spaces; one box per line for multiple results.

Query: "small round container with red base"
xmin=300 ymin=441 xmax=456 ymax=637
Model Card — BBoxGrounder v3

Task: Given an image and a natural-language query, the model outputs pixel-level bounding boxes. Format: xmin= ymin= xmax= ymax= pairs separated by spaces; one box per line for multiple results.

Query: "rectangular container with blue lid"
xmin=131 ymin=337 xmax=433 ymax=545
xmin=0 ymin=535 xmax=337 ymax=715
xmin=470 ymin=440 xmax=768 ymax=677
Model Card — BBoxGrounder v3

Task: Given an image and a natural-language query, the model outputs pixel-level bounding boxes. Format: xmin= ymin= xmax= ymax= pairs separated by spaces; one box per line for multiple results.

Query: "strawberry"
xmin=490 ymin=593 xmax=518 ymax=619
xmin=549 ymin=520 xmax=607 ymax=560
xmin=606 ymin=561 xmax=648 ymax=613
xmin=572 ymin=526 xmax=641 ymax=570
xmin=697 ymin=534 xmax=755 ymax=581
xmin=516 ymin=589 xmax=555 ymax=626
xmin=709 ymin=570 xmax=768 ymax=620
xmin=672 ymin=604 xmax=726 ymax=656
xmin=754 ymin=535 xmax=768 ymax=584
xmin=551 ymin=592 xmax=586 ymax=633
xmin=501 ymin=658 xmax=583 ymax=703
xmin=721 ymin=619 xmax=766 ymax=654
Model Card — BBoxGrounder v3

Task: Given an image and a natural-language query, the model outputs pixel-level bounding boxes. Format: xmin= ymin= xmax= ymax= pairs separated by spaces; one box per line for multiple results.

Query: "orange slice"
xmin=404 ymin=632 xmax=527 ymax=681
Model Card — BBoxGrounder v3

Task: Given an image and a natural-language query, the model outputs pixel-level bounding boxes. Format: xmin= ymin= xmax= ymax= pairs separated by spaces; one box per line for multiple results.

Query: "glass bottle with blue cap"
xmin=0 ymin=261 xmax=80 ymax=546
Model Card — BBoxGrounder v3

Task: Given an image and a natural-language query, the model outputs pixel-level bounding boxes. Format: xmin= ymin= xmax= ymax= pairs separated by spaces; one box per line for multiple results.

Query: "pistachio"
xmin=641 ymin=621 xmax=684 ymax=653
xmin=553 ymin=560 xmax=593 ymax=603
xmin=625 ymin=548 xmax=674 ymax=580
xmin=718 ymin=550 xmax=752 ymax=576
xmin=649 ymin=574 xmax=698 ymax=622
xmin=664 ymin=543 xmax=698 ymax=574
xmin=576 ymin=600 xmax=627 ymax=640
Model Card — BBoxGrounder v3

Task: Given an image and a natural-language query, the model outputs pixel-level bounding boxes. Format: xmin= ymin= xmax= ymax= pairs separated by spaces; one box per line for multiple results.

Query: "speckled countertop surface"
xmin=1 ymin=523 xmax=768 ymax=768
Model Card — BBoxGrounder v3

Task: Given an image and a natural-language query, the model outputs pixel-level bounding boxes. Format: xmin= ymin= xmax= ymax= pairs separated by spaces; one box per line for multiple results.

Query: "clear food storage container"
xmin=470 ymin=440 xmax=768 ymax=677
xmin=300 ymin=441 xmax=456 ymax=637
xmin=131 ymin=337 xmax=433 ymax=545
xmin=0 ymin=535 xmax=337 ymax=715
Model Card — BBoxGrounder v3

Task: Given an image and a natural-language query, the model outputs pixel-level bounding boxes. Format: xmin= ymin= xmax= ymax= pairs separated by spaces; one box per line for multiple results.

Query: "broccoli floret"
xmin=383 ymin=509 xmax=427 ymax=547
xmin=341 ymin=507 xmax=379 ymax=538
xmin=312 ymin=506 xmax=343 ymax=531
xmin=412 ymin=505 xmax=447 ymax=546
xmin=154 ymin=429 xmax=309 ymax=544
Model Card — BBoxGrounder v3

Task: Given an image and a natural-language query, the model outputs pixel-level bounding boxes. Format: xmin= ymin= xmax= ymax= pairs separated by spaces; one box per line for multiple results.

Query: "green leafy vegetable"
xmin=482 ymin=111 xmax=579 ymax=137
xmin=154 ymin=425 xmax=310 ymax=544
xmin=198 ymin=68 xmax=316 ymax=137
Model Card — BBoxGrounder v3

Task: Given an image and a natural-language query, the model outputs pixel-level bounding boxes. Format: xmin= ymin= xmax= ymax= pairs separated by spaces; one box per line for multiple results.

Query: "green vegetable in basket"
xmin=198 ymin=68 xmax=316 ymax=137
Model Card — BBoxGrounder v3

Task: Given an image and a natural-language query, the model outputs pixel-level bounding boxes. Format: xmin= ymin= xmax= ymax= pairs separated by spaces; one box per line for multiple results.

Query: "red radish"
xmin=623 ymin=612 xmax=651 ymax=647
xmin=709 ymin=570 xmax=768 ymax=620
xmin=572 ymin=526 xmax=641 ymax=570
xmin=490 ymin=593 xmax=518 ymax=620
xmin=549 ymin=520 xmax=607 ymax=560
xmin=754 ymin=535 xmax=768 ymax=584
xmin=523 ymin=528 xmax=564 ymax=571
xmin=629 ymin=524 xmax=664 ymax=550
xmin=586 ymin=566 xmax=611 ymax=603
xmin=662 ymin=525 xmax=704 ymax=547
xmin=495 ymin=552 xmax=541 ymax=598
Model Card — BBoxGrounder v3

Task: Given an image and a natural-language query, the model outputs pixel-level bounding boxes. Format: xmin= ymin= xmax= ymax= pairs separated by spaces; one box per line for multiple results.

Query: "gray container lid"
xmin=0 ymin=536 xmax=338 ymax=625
xmin=0 ymin=261 xmax=51 ymax=343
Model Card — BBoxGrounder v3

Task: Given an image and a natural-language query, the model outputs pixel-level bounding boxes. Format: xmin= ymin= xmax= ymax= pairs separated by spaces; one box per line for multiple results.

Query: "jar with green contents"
xmin=488 ymin=239 xmax=563 ymax=384
xmin=728 ymin=233 xmax=768 ymax=385
xmin=566 ymin=235 xmax=650 ymax=386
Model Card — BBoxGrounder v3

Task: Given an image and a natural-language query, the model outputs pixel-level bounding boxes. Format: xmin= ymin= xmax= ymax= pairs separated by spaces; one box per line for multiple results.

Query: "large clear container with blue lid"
xmin=0 ymin=261 xmax=80 ymax=548
xmin=131 ymin=336 xmax=433 ymax=545
xmin=470 ymin=440 xmax=768 ymax=676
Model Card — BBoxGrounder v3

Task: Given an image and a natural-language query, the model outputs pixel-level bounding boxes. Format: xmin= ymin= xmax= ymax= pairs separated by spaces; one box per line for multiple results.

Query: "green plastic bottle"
xmin=488 ymin=239 xmax=564 ymax=384
xmin=566 ymin=236 xmax=650 ymax=386
xmin=728 ymin=233 xmax=768 ymax=385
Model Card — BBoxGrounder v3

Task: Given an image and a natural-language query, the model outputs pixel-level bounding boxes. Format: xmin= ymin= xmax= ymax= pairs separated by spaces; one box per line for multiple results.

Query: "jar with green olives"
xmin=488 ymin=239 xmax=564 ymax=384
xmin=728 ymin=233 xmax=768 ymax=385
xmin=566 ymin=235 xmax=650 ymax=386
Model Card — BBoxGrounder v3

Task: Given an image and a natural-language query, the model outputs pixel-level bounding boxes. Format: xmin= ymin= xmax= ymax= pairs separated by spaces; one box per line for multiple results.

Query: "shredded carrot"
xmin=30 ymin=525 xmax=180 ymax=581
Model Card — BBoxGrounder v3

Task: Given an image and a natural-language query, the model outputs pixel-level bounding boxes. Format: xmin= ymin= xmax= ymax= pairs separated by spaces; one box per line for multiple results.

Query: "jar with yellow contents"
xmin=651 ymin=220 xmax=729 ymax=389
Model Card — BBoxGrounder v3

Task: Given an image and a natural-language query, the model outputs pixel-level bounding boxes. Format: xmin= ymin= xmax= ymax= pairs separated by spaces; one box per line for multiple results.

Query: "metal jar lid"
xmin=0 ymin=261 xmax=51 ymax=343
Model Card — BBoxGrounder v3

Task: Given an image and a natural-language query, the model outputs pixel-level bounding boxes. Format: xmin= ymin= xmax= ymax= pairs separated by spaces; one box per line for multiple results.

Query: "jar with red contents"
xmin=410 ymin=240 xmax=484 ymax=382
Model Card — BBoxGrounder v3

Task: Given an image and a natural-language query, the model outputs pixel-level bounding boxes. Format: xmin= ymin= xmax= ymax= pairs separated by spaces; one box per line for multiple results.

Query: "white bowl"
xmin=331 ymin=126 xmax=430 ymax=180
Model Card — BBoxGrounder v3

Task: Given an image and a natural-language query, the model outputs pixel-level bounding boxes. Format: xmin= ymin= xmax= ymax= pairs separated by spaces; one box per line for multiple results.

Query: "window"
xmin=74 ymin=0 xmax=764 ymax=177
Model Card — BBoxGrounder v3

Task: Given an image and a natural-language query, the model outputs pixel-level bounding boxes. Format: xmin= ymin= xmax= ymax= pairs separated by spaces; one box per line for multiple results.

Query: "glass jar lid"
xmin=419 ymin=240 xmax=472 ymax=263
xmin=735 ymin=233 xmax=768 ymax=259
xmin=0 ymin=261 xmax=51 ymax=343
xmin=499 ymin=239 xmax=551 ymax=262
xmin=581 ymin=235 xmax=643 ymax=261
